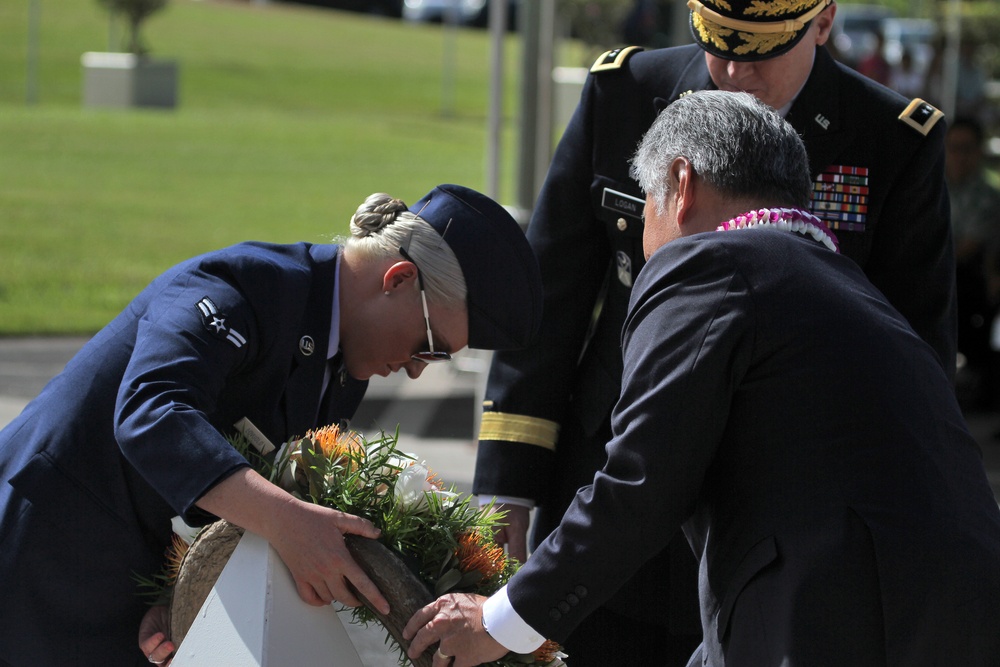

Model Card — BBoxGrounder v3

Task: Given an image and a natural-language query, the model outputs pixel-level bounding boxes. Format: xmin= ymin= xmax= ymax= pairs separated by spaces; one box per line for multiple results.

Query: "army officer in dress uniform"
xmin=474 ymin=0 xmax=956 ymax=664
xmin=0 ymin=184 xmax=542 ymax=667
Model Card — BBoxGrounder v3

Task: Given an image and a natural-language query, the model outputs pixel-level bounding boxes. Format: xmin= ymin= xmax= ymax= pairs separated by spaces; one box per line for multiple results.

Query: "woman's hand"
xmin=138 ymin=604 xmax=175 ymax=665
xmin=195 ymin=467 xmax=390 ymax=615
xmin=268 ymin=499 xmax=390 ymax=613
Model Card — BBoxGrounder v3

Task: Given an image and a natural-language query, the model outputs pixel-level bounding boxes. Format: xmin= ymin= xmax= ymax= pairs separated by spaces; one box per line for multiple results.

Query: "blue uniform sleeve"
xmin=113 ymin=269 xmax=260 ymax=522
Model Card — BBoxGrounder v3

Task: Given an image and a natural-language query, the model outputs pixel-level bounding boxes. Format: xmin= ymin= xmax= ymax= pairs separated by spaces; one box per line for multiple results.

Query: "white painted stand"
xmin=172 ymin=531 xmax=364 ymax=667
xmin=81 ymin=51 xmax=178 ymax=109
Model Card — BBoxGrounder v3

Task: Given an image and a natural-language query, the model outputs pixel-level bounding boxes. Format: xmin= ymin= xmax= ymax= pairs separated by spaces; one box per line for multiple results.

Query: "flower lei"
xmin=716 ymin=207 xmax=840 ymax=253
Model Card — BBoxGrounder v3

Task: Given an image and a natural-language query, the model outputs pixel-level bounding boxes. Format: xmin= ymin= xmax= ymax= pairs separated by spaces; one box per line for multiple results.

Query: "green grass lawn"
xmin=1 ymin=0 xmax=576 ymax=334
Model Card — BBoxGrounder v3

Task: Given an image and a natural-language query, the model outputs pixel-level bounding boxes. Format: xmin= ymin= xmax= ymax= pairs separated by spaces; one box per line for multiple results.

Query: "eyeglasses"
xmin=399 ymin=246 xmax=452 ymax=363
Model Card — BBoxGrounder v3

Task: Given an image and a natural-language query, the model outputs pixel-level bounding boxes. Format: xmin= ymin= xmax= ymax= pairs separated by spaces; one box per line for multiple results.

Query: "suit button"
xmin=558 ymin=601 xmax=571 ymax=613
xmin=548 ymin=608 xmax=562 ymax=621
xmin=617 ymin=217 xmax=628 ymax=231
xmin=566 ymin=594 xmax=579 ymax=605
xmin=574 ymin=585 xmax=588 ymax=598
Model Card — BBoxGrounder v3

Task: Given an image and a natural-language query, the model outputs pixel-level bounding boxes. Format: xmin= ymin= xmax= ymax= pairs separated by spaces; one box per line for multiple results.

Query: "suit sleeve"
xmin=474 ymin=73 xmax=614 ymax=500
xmin=505 ymin=241 xmax=754 ymax=640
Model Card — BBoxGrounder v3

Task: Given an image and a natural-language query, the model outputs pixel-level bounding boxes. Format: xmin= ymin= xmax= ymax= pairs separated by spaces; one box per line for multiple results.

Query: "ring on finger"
xmin=436 ymin=648 xmax=452 ymax=660
xmin=148 ymin=654 xmax=165 ymax=665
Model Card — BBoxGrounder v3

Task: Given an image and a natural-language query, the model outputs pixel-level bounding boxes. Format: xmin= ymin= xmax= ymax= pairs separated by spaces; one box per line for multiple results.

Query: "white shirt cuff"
xmin=477 ymin=494 xmax=535 ymax=509
xmin=482 ymin=584 xmax=546 ymax=654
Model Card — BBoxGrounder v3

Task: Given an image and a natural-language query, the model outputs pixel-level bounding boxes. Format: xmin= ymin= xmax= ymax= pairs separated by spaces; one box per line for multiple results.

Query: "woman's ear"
xmin=382 ymin=261 xmax=417 ymax=294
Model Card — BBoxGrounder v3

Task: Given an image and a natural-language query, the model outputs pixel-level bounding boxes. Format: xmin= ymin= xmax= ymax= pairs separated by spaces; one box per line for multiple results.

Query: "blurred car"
xmin=402 ymin=0 xmax=517 ymax=29
xmin=403 ymin=0 xmax=487 ymax=24
xmin=281 ymin=0 xmax=403 ymax=17
xmin=830 ymin=3 xmax=896 ymax=68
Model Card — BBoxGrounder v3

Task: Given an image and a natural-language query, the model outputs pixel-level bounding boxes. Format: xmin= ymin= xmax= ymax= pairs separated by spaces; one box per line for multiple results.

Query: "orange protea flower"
xmin=455 ymin=531 xmax=507 ymax=580
xmin=163 ymin=532 xmax=191 ymax=587
xmin=305 ymin=424 xmax=365 ymax=466
xmin=532 ymin=639 xmax=563 ymax=663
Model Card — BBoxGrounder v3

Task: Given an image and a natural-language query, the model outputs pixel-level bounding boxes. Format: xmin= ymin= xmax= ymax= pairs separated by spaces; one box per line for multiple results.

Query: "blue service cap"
xmin=410 ymin=184 xmax=542 ymax=351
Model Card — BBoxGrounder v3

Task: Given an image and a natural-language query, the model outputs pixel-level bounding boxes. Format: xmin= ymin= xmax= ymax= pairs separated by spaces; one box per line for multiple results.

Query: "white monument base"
xmin=172 ymin=530 xmax=365 ymax=666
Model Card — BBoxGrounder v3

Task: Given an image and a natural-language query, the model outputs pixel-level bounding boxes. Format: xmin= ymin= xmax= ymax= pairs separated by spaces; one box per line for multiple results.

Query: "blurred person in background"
xmin=946 ymin=117 xmax=1000 ymax=409
xmin=890 ymin=48 xmax=925 ymax=99
xmin=857 ymin=28 xmax=891 ymax=85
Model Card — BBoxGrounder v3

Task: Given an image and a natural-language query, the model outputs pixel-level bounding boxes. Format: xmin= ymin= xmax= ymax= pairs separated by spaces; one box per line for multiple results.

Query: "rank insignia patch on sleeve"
xmin=898 ymin=98 xmax=943 ymax=136
xmin=196 ymin=296 xmax=247 ymax=349
xmin=590 ymin=46 xmax=643 ymax=72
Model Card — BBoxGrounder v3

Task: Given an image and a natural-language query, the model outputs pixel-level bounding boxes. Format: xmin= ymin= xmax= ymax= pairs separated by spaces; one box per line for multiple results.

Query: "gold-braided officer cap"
xmin=689 ymin=0 xmax=832 ymax=62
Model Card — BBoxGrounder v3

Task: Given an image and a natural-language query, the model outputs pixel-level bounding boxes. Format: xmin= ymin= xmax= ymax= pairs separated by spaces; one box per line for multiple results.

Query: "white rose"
xmin=394 ymin=463 xmax=433 ymax=511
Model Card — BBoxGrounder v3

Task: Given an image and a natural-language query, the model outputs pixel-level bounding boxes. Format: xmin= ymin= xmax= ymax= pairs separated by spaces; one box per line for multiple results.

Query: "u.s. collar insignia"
xmin=898 ymin=98 xmax=943 ymax=136
xmin=299 ymin=335 xmax=315 ymax=356
xmin=590 ymin=46 xmax=643 ymax=73
xmin=196 ymin=296 xmax=246 ymax=349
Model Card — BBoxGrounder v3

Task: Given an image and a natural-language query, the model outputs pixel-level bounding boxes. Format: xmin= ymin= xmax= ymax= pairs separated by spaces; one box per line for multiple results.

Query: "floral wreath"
xmin=140 ymin=423 xmax=566 ymax=667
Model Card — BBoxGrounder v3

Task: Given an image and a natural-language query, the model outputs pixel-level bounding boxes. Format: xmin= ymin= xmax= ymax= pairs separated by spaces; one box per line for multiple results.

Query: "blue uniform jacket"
xmin=0 ymin=242 xmax=367 ymax=666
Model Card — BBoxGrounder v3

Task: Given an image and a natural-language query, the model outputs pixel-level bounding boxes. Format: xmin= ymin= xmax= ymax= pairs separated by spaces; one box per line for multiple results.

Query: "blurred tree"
xmin=557 ymin=0 xmax=633 ymax=63
xmin=97 ymin=0 xmax=169 ymax=55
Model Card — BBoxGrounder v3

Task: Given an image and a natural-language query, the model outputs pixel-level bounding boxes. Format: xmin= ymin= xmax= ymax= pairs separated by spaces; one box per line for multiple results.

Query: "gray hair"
xmin=343 ymin=193 xmax=466 ymax=307
xmin=629 ymin=91 xmax=812 ymax=214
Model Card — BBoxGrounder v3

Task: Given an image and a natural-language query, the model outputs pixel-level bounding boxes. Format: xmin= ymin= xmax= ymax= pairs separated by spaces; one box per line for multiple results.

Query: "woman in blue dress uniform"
xmin=0 ymin=184 xmax=541 ymax=666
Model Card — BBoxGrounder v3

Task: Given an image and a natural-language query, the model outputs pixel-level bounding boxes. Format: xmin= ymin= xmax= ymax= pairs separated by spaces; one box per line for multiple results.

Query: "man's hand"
xmin=138 ymin=604 xmax=174 ymax=665
xmin=403 ymin=593 xmax=509 ymax=667
xmin=491 ymin=503 xmax=530 ymax=563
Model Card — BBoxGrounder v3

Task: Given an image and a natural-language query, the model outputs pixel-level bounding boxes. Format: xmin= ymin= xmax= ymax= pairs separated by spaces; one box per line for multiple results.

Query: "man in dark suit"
xmin=475 ymin=0 xmax=955 ymax=663
xmin=406 ymin=91 xmax=1000 ymax=667
xmin=0 ymin=185 xmax=542 ymax=666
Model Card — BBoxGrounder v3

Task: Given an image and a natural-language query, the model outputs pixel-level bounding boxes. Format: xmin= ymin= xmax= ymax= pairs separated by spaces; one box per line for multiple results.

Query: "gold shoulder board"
xmin=590 ymin=46 xmax=643 ymax=73
xmin=898 ymin=98 xmax=944 ymax=136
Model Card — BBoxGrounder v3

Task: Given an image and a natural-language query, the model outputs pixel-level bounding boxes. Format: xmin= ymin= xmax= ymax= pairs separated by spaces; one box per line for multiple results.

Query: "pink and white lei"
xmin=716 ymin=207 xmax=839 ymax=253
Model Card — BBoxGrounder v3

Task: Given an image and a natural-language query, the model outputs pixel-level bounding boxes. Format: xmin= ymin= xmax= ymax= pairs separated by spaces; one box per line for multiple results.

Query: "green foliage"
xmin=948 ymin=1 xmax=1000 ymax=78
xmin=557 ymin=0 xmax=633 ymax=63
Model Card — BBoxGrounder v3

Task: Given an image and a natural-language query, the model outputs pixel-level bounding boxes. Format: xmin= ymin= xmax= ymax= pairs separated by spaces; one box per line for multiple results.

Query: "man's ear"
xmin=672 ymin=156 xmax=695 ymax=229
xmin=813 ymin=2 xmax=836 ymax=45
xmin=382 ymin=261 xmax=417 ymax=294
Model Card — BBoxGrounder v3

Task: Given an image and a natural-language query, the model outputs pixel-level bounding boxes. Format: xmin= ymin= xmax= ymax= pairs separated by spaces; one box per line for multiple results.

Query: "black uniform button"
xmin=566 ymin=594 xmax=579 ymax=605
xmin=558 ymin=601 xmax=571 ymax=613
xmin=548 ymin=608 xmax=563 ymax=621
xmin=574 ymin=585 xmax=588 ymax=597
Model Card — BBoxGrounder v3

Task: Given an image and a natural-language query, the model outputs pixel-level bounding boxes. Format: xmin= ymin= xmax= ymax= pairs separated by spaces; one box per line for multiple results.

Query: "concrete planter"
xmin=81 ymin=51 xmax=178 ymax=109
